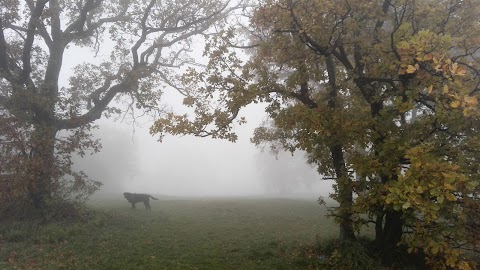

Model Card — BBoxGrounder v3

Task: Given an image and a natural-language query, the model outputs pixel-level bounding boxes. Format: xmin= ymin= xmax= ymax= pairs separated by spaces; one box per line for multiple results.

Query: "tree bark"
xmin=326 ymin=55 xmax=356 ymax=240
xmin=374 ymin=211 xmax=385 ymax=247
xmin=29 ymin=123 xmax=57 ymax=209
xmin=383 ymin=209 xmax=403 ymax=248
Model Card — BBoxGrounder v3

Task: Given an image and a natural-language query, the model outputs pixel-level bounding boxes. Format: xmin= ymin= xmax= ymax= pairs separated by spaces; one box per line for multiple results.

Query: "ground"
xmin=0 ymin=197 xmax=372 ymax=270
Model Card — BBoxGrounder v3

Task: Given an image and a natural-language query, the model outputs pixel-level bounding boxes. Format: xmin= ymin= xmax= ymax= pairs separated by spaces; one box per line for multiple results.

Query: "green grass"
xmin=0 ymin=197 xmax=370 ymax=270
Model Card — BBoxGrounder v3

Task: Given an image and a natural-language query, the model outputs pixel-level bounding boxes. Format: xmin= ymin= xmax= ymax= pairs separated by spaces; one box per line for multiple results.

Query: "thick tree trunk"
xmin=379 ymin=209 xmax=403 ymax=265
xmin=374 ymin=211 xmax=385 ymax=247
xmin=379 ymin=173 xmax=403 ymax=251
xmin=383 ymin=209 xmax=403 ymax=248
xmin=27 ymin=35 xmax=63 ymax=209
xmin=28 ymin=121 xmax=57 ymax=209
xmin=374 ymin=210 xmax=403 ymax=248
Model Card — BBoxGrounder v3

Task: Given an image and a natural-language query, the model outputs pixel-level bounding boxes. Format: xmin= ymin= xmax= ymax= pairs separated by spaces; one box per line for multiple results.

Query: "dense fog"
xmin=72 ymin=104 xmax=333 ymax=199
xmin=58 ymin=38 xmax=332 ymax=200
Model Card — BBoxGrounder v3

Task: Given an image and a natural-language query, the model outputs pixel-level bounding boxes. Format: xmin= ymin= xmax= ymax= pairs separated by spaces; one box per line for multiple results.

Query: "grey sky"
xmin=72 ymin=101 xmax=333 ymax=198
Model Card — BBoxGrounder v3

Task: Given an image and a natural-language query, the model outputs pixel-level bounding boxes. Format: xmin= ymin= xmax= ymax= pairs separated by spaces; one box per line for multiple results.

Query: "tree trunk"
xmin=374 ymin=210 xmax=385 ymax=248
xmin=383 ymin=209 xmax=403 ymax=248
xmin=331 ymin=144 xmax=356 ymax=240
xmin=28 ymin=121 xmax=57 ymax=209
xmin=369 ymin=101 xmax=403 ymax=256
xmin=325 ymin=55 xmax=356 ymax=240
xmin=293 ymin=56 xmax=356 ymax=240
xmin=27 ymin=36 xmax=64 ymax=209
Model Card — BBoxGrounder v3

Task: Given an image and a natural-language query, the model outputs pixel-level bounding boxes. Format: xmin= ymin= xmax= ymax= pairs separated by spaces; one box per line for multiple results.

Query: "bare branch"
xmin=6 ymin=23 xmax=53 ymax=49
xmin=132 ymin=0 xmax=157 ymax=67
xmin=50 ymin=0 xmax=61 ymax=41
xmin=0 ymin=18 xmax=14 ymax=81
xmin=56 ymin=81 xmax=130 ymax=130
xmin=63 ymin=0 xmax=103 ymax=35
xmin=21 ymin=0 xmax=49 ymax=84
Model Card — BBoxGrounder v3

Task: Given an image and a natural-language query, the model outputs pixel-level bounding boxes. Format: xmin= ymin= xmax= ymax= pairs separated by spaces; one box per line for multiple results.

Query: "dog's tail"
xmin=149 ymin=195 xmax=159 ymax=200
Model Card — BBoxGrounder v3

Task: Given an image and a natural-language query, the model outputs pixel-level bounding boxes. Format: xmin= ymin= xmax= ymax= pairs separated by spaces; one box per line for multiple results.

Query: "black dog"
xmin=123 ymin=192 xmax=158 ymax=210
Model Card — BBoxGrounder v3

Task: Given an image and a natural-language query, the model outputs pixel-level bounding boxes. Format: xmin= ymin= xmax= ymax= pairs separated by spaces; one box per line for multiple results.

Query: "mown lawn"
xmin=0 ymin=197 xmax=365 ymax=270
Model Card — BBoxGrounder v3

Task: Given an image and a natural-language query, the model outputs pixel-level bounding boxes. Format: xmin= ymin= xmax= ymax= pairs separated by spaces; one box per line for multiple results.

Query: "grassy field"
xmin=0 ymin=197 xmax=372 ymax=270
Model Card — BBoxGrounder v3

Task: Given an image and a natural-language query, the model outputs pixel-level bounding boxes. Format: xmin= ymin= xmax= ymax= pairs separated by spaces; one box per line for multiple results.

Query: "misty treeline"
xmin=256 ymin=150 xmax=320 ymax=195
xmin=0 ymin=0 xmax=479 ymax=268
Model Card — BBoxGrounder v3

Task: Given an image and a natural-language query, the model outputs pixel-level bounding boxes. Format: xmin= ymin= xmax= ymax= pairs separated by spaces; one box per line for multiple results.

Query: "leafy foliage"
xmin=150 ymin=0 xmax=480 ymax=268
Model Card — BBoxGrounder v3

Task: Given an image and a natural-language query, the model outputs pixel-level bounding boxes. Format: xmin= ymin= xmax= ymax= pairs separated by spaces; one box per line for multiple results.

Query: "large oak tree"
xmin=152 ymin=0 xmax=480 ymax=268
xmin=0 ymin=0 xmax=237 ymax=211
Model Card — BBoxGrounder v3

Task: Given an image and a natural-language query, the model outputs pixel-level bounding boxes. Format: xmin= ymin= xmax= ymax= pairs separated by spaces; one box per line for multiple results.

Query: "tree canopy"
xmin=151 ymin=0 xmax=480 ymax=268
